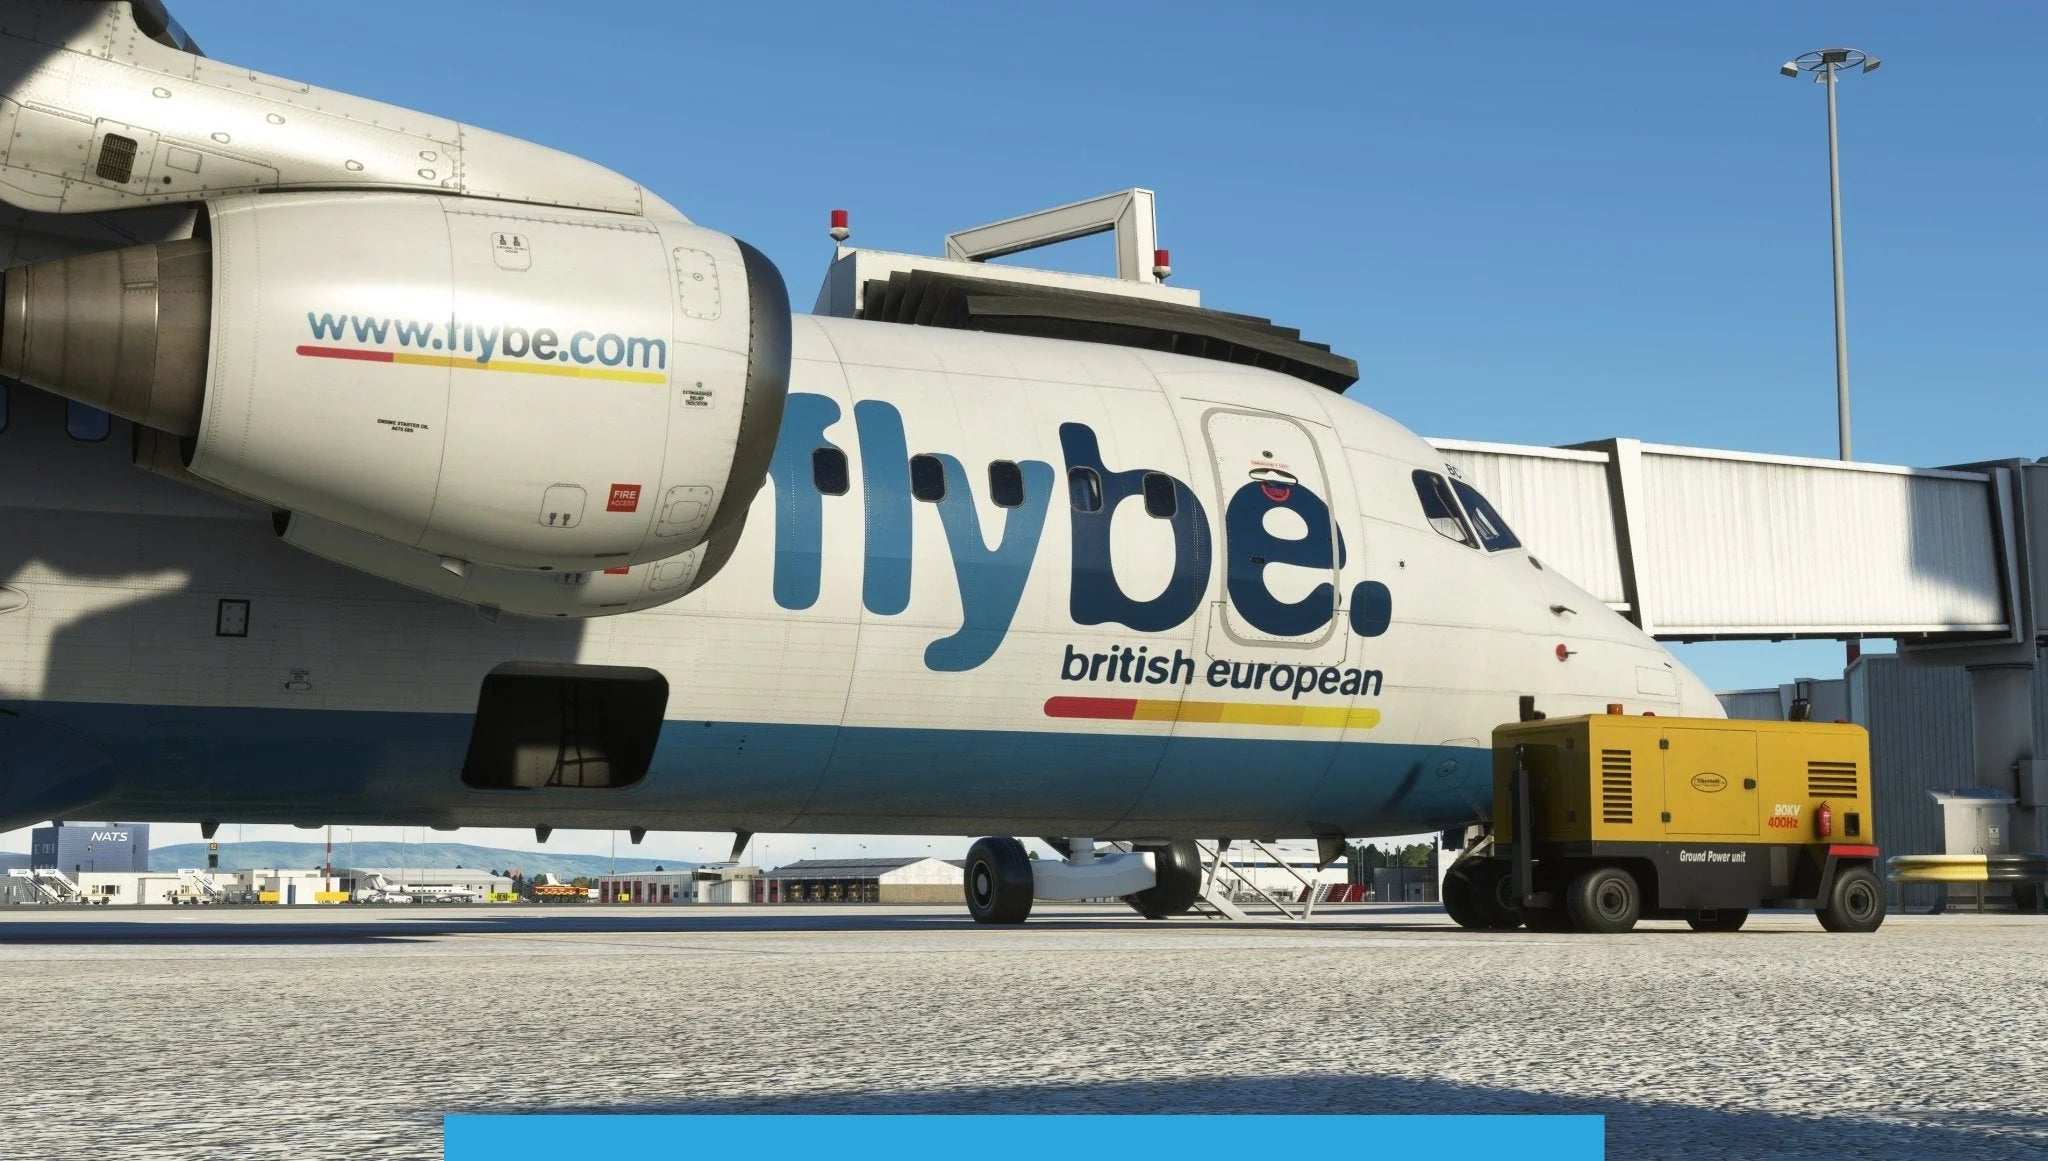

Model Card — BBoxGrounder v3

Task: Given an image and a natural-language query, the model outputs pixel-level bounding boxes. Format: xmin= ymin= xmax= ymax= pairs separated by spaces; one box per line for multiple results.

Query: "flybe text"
xmin=769 ymin=393 xmax=1395 ymax=675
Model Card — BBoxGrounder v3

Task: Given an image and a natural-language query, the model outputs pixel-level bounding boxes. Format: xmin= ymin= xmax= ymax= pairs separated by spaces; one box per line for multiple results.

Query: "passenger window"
xmin=1142 ymin=472 xmax=1177 ymax=519
xmin=988 ymin=460 xmax=1024 ymax=509
xmin=1068 ymin=467 xmax=1102 ymax=513
xmin=1412 ymin=470 xmax=1475 ymax=547
xmin=909 ymin=454 xmax=946 ymax=503
xmin=1452 ymin=481 xmax=1521 ymax=551
xmin=66 ymin=402 xmax=110 ymax=443
xmin=811 ymin=447 xmax=849 ymax=496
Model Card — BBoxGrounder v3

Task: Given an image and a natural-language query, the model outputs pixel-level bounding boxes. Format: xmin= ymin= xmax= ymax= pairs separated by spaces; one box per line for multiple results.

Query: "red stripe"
xmin=297 ymin=344 xmax=394 ymax=362
xmin=1830 ymin=844 xmax=1880 ymax=858
xmin=1043 ymin=696 xmax=1138 ymax=721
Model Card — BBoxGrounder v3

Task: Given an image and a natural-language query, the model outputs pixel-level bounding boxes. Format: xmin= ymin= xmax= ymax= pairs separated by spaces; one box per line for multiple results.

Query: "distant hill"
xmin=0 ymin=851 xmax=27 ymax=871
xmin=150 ymin=841 xmax=692 ymax=880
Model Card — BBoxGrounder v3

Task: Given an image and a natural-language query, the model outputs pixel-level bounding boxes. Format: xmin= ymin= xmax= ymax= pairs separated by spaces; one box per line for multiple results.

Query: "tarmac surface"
xmin=0 ymin=903 xmax=2041 ymax=1161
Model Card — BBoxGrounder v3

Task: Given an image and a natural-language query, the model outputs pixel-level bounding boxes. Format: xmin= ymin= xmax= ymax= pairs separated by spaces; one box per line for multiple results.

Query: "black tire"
xmin=963 ymin=836 xmax=1034 ymax=924
xmin=1467 ymin=858 xmax=1523 ymax=930
xmin=1687 ymin=909 xmax=1749 ymax=932
xmin=1817 ymin=863 xmax=1885 ymax=933
xmin=1124 ymin=839 xmax=1202 ymax=919
xmin=1565 ymin=865 xmax=1641 ymax=934
xmin=1442 ymin=862 xmax=1483 ymax=930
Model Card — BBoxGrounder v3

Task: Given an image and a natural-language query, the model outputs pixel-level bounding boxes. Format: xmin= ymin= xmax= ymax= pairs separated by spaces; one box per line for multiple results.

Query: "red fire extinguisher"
xmin=1816 ymin=801 xmax=1833 ymax=840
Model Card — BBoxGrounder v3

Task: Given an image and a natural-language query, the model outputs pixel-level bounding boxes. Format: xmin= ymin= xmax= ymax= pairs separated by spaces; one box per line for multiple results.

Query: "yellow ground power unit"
xmin=1442 ymin=711 xmax=1885 ymax=934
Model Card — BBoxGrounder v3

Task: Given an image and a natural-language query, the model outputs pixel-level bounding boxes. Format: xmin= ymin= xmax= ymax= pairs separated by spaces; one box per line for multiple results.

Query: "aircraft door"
xmin=1198 ymin=407 xmax=1348 ymax=664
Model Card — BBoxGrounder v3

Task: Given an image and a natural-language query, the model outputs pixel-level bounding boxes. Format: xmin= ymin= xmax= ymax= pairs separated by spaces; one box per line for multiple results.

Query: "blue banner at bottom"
xmin=446 ymin=1114 xmax=1603 ymax=1160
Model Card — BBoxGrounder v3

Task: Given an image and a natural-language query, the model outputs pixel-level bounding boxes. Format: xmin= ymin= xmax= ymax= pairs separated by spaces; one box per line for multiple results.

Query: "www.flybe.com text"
xmin=305 ymin=312 xmax=669 ymax=369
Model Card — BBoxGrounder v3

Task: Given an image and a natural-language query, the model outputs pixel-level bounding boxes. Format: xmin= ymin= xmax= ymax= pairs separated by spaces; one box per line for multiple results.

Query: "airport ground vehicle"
xmin=1442 ymin=711 xmax=1885 ymax=934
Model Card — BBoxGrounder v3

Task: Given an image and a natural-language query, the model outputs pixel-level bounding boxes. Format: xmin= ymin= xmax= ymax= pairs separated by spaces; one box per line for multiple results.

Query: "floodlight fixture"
xmin=1778 ymin=46 xmax=1880 ymax=462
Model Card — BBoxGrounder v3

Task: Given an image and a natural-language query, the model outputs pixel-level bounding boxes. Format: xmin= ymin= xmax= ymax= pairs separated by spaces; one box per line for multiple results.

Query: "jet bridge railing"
xmin=1429 ymin=437 xmax=2027 ymax=644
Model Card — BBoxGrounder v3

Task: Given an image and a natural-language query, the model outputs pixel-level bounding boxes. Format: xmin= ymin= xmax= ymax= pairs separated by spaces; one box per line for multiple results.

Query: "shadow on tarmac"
xmin=0 ymin=904 xmax=1839 ymax=944
xmin=518 ymin=1075 xmax=2048 ymax=1161
xmin=0 ymin=905 xmax=1462 ymax=944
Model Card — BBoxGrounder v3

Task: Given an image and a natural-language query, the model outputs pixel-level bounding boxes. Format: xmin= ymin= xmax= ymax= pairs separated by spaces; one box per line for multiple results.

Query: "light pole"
xmin=1780 ymin=47 xmax=1879 ymax=462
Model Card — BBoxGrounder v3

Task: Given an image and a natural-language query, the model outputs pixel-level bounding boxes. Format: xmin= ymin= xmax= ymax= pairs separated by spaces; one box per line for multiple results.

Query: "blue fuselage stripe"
xmin=1 ymin=700 xmax=1491 ymax=837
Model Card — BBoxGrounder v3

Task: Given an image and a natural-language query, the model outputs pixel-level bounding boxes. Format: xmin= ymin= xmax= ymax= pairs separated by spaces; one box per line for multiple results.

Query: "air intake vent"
xmin=96 ymin=133 xmax=138 ymax=183
xmin=1809 ymin=760 xmax=1859 ymax=799
xmin=1601 ymin=749 xmax=1633 ymax=824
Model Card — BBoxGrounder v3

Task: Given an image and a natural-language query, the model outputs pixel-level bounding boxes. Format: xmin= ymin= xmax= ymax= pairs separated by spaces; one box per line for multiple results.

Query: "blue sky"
xmin=8 ymin=2 xmax=2036 ymax=860
xmin=169 ymin=0 xmax=2040 ymax=693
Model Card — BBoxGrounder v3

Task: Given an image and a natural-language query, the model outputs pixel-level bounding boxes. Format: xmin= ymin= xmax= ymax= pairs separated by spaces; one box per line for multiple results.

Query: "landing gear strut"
xmin=964 ymin=836 xmax=1168 ymax=924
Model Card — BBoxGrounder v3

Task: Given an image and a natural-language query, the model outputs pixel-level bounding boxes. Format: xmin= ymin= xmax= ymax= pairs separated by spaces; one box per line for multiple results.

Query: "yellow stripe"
xmin=388 ymin=350 xmax=666 ymax=384
xmin=1130 ymin=700 xmax=1380 ymax=730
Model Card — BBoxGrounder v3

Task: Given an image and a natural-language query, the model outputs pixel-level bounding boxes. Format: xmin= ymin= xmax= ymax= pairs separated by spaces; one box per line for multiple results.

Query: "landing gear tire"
xmin=1565 ymin=865 xmax=1641 ymax=934
xmin=1817 ymin=864 xmax=1885 ymax=933
xmin=1467 ymin=859 xmax=1523 ymax=930
xmin=963 ymin=836 xmax=1034 ymax=925
xmin=1687 ymin=908 xmax=1749 ymax=932
xmin=1124 ymin=839 xmax=1202 ymax=919
xmin=1442 ymin=862 xmax=1482 ymax=930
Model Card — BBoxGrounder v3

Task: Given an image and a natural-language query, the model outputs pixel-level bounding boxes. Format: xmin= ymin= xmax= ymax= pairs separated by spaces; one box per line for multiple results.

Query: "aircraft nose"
xmin=1670 ymin=658 xmax=1727 ymax=719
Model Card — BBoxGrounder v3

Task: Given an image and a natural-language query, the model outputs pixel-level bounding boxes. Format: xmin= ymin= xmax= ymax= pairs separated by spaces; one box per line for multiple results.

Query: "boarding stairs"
xmin=5 ymin=867 xmax=83 ymax=904
xmin=1191 ymin=840 xmax=1328 ymax=921
xmin=173 ymin=868 xmax=224 ymax=904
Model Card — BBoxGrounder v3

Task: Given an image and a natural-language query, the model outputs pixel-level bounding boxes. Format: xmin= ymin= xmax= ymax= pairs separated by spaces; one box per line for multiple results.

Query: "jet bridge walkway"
xmin=1427 ymin=436 xmax=2048 ymax=829
xmin=1428 ymin=437 xmax=2035 ymax=645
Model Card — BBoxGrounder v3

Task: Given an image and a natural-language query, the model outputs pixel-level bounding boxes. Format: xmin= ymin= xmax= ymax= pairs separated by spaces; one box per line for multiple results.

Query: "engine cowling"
xmin=274 ymin=511 xmax=736 ymax=618
xmin=0 ymin=191 xmax=789 ymax=574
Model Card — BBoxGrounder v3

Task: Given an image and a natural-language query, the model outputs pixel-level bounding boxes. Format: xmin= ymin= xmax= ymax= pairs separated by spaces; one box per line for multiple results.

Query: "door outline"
xmin=1196 ymin=405 xmax=1346 ymax=654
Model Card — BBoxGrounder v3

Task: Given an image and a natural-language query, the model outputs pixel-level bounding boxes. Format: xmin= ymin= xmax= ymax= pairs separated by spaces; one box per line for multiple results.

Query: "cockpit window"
xmin=1452 ymin=481 xmax=1521 ymax=552
xmin=1412 ymin=470 xmax=1475 ymax=547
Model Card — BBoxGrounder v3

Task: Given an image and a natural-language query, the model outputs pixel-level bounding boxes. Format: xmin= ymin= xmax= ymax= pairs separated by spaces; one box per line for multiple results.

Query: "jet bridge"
xmin=1429 ymin=436 xmax=2048 ymax=841
xmin=1427 ymin=438 xmax=2030 ymax=644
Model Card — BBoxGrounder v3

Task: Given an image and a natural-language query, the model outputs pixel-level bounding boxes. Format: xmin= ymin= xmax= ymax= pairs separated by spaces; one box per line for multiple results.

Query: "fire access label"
xmin=607 ymin=483 xmax=642 ymax=513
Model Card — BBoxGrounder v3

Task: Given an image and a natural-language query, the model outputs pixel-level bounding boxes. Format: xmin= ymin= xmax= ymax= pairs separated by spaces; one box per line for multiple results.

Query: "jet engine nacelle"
xmin=0 ymin=191 xmax=790 ymax=573
xmin=274 ymin=511 xmax=735 ymax=619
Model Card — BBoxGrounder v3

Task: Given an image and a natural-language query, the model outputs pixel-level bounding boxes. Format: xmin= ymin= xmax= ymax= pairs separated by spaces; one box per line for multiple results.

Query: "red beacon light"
xmin=829 ymin=208 xmax=850 ymax=243
xmin=1605 ymin=703 xmax=1623 ymax=715
xmin=1152 ymin=248 xmax=1171 ymax=280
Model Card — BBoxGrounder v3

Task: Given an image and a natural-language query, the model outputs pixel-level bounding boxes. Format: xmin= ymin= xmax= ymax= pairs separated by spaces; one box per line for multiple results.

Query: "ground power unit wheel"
xmin=1468 ymin=859 xmax=1524 ymax=929
xmin=1442 ymin=862 xmax=1482 ymax=930
xmin=1817 ymin=863 xmax=1886 ymax=933
xmin=1565 ymin=865 xmax=1641 ymax=933
xmin=963 ymin=836 xmax=1034 ymax=925
xmin=1687 ymin=909 xmax=1749 ymax=932
xmin=1123 ymin=839 xmax=1202 ymax=918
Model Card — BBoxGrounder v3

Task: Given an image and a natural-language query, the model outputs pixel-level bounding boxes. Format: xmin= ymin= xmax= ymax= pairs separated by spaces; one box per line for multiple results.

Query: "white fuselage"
xmin=0 ymin=314 xmax=1719 ymax=841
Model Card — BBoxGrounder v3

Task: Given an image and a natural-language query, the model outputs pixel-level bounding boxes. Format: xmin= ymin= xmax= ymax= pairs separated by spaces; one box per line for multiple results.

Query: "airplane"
xmin=0 ymin=1 xmax=1721 ymax=925
xmin=352 ymin=873 xmax=481 ymax=906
